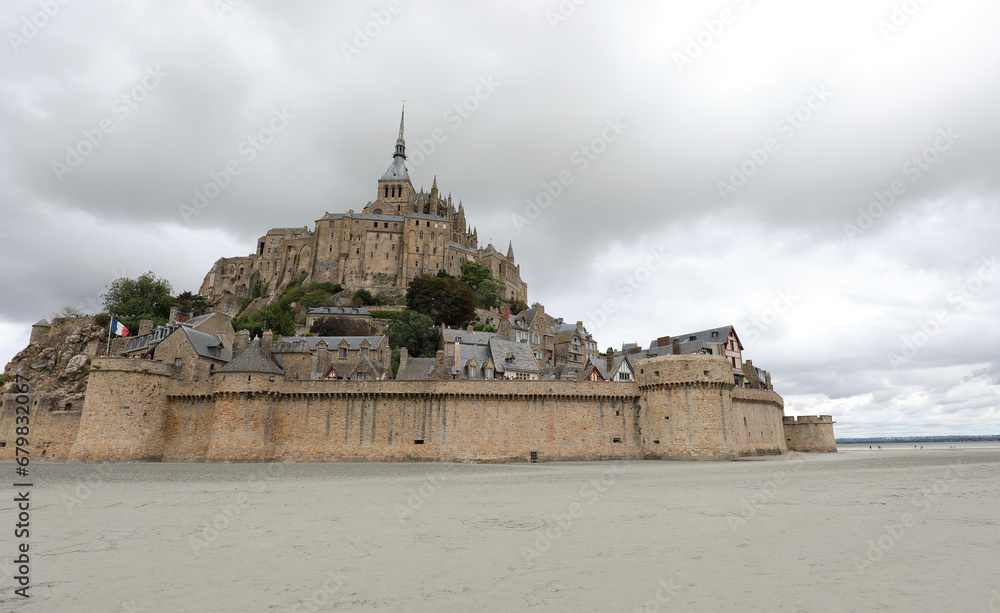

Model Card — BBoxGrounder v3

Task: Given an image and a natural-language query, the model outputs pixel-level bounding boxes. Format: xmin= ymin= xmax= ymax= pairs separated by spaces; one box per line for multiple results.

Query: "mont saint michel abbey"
xmin=199 ymin=107 xmax=528 ymax=306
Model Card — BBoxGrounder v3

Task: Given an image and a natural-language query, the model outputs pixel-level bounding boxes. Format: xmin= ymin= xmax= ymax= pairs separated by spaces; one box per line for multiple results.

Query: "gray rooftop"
xmin=454 ymin=345 xmax=490 ymax=378
xmin=379 ymin=155 xmax=410 ymax=182
xmin=396 ymin=357 xmax=449 ymax=381
xmin=181 ymin=313 xmax=214 ymax=328
xmin=488 ymin=338 xmax=540 ymax=373
xmin=449 ymin=241 xmax=478 ymax=255
xmin=408 ymin=213 xmax=449 ymax=222
xmin=307 ymin=307 xmax=371 ymax=317
xmin=182 ymin=327 xmax=232 ymax=362
xmin=649 ymin=325 xmax=739 ymax=351
xmin=270 ymin=339 xmax=311 ymax=354
xmin=442 ymin=328 xmax=504 ymax=346
xmin=217 ymin=339 xmax=283 ymax=374
xmin=276 ymin=336 xmax=385 ymax=352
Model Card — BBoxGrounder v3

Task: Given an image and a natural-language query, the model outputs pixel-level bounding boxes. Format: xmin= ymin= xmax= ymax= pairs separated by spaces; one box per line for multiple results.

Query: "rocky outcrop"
xmin=1 ymin=317 xmax=125 ymax=407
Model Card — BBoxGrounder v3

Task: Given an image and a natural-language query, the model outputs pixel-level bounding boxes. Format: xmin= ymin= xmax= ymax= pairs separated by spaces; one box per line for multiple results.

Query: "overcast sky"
xmin=2 ymin=0 xmax=998 ymax=437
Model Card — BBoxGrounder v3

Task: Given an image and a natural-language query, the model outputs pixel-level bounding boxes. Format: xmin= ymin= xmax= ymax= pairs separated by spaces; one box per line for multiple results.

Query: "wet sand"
xmin=3 ymin=449 xmax=999 ymax=612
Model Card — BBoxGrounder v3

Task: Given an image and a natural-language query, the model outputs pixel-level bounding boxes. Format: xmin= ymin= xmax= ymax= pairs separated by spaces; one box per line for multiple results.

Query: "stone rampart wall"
xmin=9 ymin=355 xmax=818 ymax=462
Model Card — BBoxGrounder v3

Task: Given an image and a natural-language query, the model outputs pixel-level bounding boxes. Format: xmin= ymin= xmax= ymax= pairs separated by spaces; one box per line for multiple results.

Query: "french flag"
xmin=110 ymin=316 xmax=130 ymax=337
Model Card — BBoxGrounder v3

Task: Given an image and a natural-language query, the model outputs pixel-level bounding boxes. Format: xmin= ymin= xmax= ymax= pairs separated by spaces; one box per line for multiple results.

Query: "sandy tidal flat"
xmin=2 ymin=449 xmax=999 ymax=612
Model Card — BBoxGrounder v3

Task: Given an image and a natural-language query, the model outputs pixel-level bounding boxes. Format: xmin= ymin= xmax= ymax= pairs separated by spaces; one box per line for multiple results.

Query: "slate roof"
xmin=182 ymin=327 xmax=231 ymax=362
xmin=217 ymin=339 xmax=283 ymax=374
xmin=442 ymin=329 xmax=504 ymax=346
xmin=524 ymin=308 xmax=539 ymax=326
xmin=407 ymin=213 xmax=448 ymax=222
xmin=270 ymin=339 xmax=311 ymax=354
xmin=33 ymin=318 xmax=50 ymax=327
xmin=453 ymin=345 xmax=490 ymax=378
xmin=396 ymin=356 xmax=456 ymax=381
xmin=650 ymin=326 xmax=739 ymax=351
xmin=586 ymin=355 xmax=632 ymax=381
xmin=182 ymin=313 xmax=215 ymax=328
xmin=489 ymin=338 xmax=540 ymax=373
xmin=380 ymin=155 xmax=410 ymax=182
xmin=552 ymin=323 xmax=595 ymax=342
xmin=324 ymin=355 xmax=387 ymax=380
xmin=449 ymin=241 xmax=478 ymax=255
xmin=276 ymin=336 xmax=386 ymax=351
xmin=317 ymin=212 xmax=405 ymax=222
xmin=307 ymin=307 xmax=371 ymax=317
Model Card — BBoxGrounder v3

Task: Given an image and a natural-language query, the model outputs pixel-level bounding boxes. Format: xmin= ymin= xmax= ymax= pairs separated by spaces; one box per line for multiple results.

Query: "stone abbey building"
xmin=200 ymin=107 xmax=528 ymax=306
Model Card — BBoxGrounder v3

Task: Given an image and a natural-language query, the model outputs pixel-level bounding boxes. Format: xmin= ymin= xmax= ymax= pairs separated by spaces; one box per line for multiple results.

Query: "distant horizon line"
xmin=836 ymin=435 xmax=1000 ymax=443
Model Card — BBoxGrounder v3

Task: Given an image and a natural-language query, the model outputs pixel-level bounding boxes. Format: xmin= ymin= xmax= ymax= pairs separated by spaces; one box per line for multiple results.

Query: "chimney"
xmin=454 ymin=340 xmax=461 ymax=376
xmin=605 ymin=352 xmax=614 ymax=374
xmin=672 ymin=338 xmax=681 ymax=355
xmin=169 ymin=307 xmax=192 ymax=325
xmin=261 ymin=330 xmax=273 ymax=357
xmin=399 ymin=346 xmax=408 ymax=368
xmin=502 ymin=306 xmax=510 ymax=322
xmin=316 ymin=340 xmax=331 ymax=378
xmin=235 ymin=329 xmax=250 ymax=355
xmin=657 ymin=335 xmax=671 ymax=348
xmin=138 ymin=319 xmax=155 ymax=337
xmin=576 ymin=320 xmax=584 ymax=331
xmin=467 ymin=323 xmax=474 ymax=333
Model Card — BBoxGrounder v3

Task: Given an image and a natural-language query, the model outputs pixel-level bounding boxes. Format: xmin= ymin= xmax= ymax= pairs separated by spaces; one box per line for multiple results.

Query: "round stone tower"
xmin=206 ymin=338 xmax=285 ymax=461
xmin=69 ymin=358 xmax=173 ymax=461
xmin=635 ymin=354 xmax=737 ymax=460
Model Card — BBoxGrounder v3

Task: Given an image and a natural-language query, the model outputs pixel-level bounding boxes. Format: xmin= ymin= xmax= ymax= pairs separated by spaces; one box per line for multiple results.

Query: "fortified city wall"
xmin=0 ymin=354 xmax=835 ymax=462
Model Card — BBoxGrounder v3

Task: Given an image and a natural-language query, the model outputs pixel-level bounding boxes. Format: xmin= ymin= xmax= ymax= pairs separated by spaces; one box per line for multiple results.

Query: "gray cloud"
xmin=2 ymin=0 xmax=998 ymax=436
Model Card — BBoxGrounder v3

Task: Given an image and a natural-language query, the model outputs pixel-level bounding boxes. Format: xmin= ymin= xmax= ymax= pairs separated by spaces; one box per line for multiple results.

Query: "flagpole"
xmin=106 ymin=315 xmax=113 ymax=357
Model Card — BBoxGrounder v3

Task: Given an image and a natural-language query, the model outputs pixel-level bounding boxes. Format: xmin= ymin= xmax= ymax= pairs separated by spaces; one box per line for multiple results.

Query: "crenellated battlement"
xmin=783 ymin=415 xmax=834 ymax=424
xmin=783 ymin=414 xmax=837 ymax=452
xmin=3 ymin=354 xmax=838 ymax=462
xmin=635 ymin=354 xmax=734 ymax=389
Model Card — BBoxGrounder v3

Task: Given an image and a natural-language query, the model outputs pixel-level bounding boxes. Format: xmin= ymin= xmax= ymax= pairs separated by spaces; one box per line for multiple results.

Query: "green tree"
xmin=387 ymin=310 xmax=439 ymax=358
xmin=507 ymin=299 xmax=528 ymax=315
xmin=475 ymin=277 xmax=504 ymax=310
xmin=351 ymin=288 xmax=377 ymax=307
xmin=102 ymin=272 xmax=175 ymax=329
xmin=232 ymin=302 xmax=295 ymax=338
xmin=175 ymin=291 xmax=211 ymax=316
xmin=460 ymin=261 xmax=491 ymax=290
xmin=310 ymin=316 xmax=370 ymax=337
xmin=406 ymin=275 xmax=476 ymax=326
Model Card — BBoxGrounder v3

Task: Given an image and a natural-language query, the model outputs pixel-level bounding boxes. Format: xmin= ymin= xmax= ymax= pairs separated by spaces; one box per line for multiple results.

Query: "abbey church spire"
xmin=394 ymin=101 xmax=406 ymax=159
xmin=376 ymin=102 xmax=413 ymax=211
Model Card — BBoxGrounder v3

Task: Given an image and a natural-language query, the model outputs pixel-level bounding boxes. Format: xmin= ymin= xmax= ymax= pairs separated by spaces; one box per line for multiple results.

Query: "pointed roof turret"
xmin=394 ymin=101 xmax=406 ymax=159
xmin=217 ymin=338 xmax=283 ymax=374
xmin=506 ymin=241 xmax=515 ymax=260
xmin=380 ymin=102 xmax=411 ymax=183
